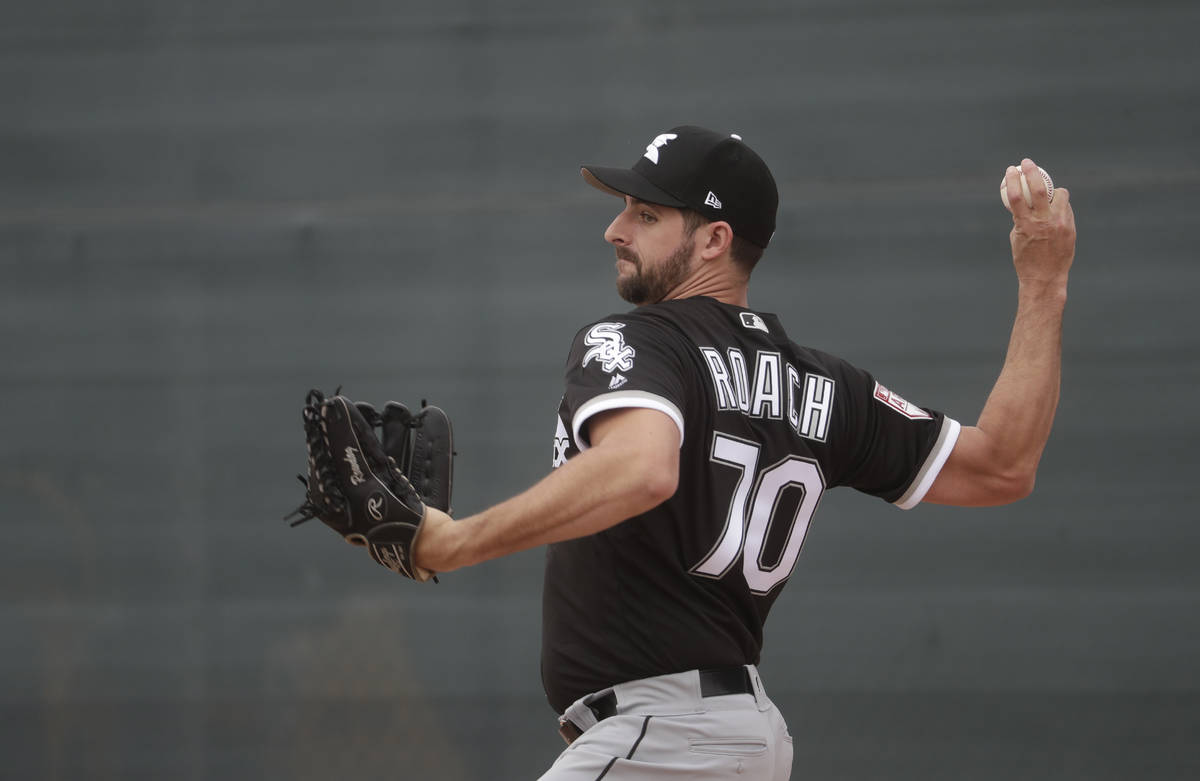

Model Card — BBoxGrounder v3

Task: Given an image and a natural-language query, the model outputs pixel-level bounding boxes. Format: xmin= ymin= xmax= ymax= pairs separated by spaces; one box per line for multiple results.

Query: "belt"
xmin=557 ymin=666 xmax=755 ymax=745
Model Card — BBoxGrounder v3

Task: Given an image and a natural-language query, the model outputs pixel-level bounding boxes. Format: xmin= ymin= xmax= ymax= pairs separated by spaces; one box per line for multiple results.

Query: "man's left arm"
xmin=412 ymin=407 xmax=680 ymax=572
xmin=924 ymin=159 xmax=1076 ymax=506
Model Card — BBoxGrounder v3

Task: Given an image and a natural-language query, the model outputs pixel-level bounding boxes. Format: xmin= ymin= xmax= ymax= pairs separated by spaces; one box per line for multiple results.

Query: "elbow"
xmin=1008 ymin=476 xmax=1036 ymax=504
xmin=643 ymin=462 xmax=679 ymax=506
xmin=993 ymin=467 xmax=1036 ymax=505
xmin=623 ymin=453 xmax=678 ymax=513
xmin=979 ymin=433 xmax=1040 ymax=504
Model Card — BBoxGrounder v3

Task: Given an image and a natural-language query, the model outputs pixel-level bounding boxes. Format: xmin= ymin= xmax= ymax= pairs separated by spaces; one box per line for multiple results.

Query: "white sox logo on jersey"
xmin=643 ymin=133 xmax=677 ymax=164
xmin=582 ymin=322 xmax=636 ymax=374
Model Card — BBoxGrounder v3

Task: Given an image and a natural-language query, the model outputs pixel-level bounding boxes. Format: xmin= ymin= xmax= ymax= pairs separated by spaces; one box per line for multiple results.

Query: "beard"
xmin=615 ymin=237 xmax=695 ymax=305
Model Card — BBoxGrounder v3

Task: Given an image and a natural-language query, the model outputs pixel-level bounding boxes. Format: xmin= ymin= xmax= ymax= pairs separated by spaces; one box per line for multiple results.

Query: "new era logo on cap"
xmin=581 ymin=125 xmax=779 ymax=249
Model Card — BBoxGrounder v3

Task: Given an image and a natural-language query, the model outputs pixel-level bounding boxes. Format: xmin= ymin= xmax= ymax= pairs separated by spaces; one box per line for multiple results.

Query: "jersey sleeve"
xmin=561 ymin=315 xmax=691 ymax=451
xmin=828 ymin=359 xmax=961 ymax=509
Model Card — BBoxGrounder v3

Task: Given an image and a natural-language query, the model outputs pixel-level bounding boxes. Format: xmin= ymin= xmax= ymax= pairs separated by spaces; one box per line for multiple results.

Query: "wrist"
xmin=414 ymin=508 xmax=467 ymax=572
xmin=1016 ymin=276 xmax=1069 ymax=304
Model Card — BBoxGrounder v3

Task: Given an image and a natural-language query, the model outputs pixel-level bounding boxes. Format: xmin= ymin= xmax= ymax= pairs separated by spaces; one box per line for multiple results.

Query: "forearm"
xmin=448 ymin=447 xmax=664 ymax=569
xmin=414 ymin=409 xmax=680 ymax=572
xmin=974 ymin=279 xmax=1068 ymax=483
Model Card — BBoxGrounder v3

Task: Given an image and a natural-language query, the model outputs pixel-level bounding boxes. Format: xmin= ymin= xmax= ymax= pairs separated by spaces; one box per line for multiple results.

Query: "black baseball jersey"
xmin=541 ymin=296 xmax=960 ymax=712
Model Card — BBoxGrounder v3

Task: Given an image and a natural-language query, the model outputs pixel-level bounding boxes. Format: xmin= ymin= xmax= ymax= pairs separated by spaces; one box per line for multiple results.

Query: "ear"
xmin=698 ymin=220 xmax=735 ymax=261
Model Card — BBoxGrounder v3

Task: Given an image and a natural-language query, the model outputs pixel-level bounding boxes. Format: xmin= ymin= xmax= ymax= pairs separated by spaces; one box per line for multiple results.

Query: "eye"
xmin=640 ymin=211 xmax=657 ymax=224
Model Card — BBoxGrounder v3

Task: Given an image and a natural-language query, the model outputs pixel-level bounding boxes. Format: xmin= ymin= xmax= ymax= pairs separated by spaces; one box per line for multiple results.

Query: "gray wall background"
xmin=3 ymin=1 xmax=1198 ymax=778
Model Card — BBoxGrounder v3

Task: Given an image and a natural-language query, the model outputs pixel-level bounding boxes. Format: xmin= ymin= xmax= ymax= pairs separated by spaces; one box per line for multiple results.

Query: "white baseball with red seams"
xmin=1000 ymin=165 xmax=1054 ymax=209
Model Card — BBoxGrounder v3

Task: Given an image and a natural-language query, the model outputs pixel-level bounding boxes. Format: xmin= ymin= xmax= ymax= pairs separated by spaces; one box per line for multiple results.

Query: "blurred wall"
xmin=3 ymin=1 xmax=1198 ymax=778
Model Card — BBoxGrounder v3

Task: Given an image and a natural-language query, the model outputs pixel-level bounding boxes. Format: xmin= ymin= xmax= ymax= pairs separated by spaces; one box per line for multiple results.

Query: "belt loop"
xmin=746 ymin=665 xmax=770 ymax=712
xmin=561 ymin=695 xmax=600 ymax=734
xmin=557 ymin=687 xmax=617 ymax=745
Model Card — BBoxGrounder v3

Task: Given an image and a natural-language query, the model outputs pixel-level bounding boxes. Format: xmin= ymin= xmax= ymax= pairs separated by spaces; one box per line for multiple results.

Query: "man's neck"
xmin=659 ymin=274 xmax=749 ymax=308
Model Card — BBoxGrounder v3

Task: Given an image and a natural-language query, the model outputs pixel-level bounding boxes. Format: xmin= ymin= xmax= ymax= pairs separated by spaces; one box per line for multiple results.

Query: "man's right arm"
xmin=923 ymin=159 xmax=1076 ymax=507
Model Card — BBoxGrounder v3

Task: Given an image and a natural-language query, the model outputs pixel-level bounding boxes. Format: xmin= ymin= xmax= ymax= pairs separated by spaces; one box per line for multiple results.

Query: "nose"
xmin=604 ymin=208 xmax=630 ymax=246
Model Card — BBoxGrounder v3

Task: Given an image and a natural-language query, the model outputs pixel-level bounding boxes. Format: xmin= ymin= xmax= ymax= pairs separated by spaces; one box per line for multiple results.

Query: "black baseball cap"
xmin=581 ymin=125 xmax=778 ymax=248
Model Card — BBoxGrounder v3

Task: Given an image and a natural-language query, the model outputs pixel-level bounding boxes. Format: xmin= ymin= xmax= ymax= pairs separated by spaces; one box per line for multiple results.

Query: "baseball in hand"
xmin=1000 ymin=165 xmax=1054 ymax=210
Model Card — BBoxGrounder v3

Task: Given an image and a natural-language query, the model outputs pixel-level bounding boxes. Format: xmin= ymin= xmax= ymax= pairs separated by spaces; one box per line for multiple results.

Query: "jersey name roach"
xmin=699 ymin=346 xmax=835 ymax=443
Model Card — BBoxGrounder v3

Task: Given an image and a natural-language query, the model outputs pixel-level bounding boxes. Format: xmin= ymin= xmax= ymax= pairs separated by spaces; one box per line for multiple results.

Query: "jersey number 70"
xmin=691 ymin=432 xmax=825 ymax=595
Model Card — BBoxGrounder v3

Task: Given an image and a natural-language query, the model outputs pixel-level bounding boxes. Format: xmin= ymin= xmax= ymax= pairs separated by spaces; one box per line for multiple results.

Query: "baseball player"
xmin=411 ymin=126 xmax=1076 ymax=779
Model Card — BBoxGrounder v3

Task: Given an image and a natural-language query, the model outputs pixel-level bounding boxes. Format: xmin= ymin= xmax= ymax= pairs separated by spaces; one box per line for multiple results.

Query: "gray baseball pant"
xmin=538 ymin=665 xmax=792 ymax=780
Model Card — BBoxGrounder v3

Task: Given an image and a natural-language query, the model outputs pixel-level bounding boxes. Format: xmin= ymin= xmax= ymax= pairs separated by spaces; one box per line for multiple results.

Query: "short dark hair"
xmin=680 ymin=209 xmax=765 ymax=274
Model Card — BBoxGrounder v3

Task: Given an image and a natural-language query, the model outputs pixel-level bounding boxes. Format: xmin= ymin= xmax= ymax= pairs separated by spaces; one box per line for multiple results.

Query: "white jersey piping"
xmin=894 ymin=416 xmax=961 ymax=509
xmin=572 ymin=390 xmax=686 ymax=451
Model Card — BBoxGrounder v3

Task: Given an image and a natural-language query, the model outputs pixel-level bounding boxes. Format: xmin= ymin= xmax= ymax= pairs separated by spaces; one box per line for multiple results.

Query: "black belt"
xmin=558 ymin=666 xmax=755 ymax=745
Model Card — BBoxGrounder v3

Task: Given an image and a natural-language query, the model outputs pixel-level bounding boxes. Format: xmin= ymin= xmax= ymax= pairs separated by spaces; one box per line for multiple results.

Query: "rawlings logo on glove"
xmin=285 ymin=389 xmax=455 ymax=582
xmin=344 ymin=448 xmax=366 ymax=485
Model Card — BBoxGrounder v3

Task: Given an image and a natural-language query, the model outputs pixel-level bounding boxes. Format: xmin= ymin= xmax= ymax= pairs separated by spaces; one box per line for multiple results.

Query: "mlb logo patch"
xmin=739 ymin=312 xmax=769 ymax=333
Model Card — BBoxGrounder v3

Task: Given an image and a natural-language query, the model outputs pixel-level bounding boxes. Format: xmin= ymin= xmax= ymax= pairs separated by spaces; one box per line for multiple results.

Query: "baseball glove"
xmin=285 ymin=389 xmax=454 ymax=581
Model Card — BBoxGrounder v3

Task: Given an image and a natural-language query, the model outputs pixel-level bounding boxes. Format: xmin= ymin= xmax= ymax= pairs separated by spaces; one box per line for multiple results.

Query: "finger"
xmin=1049 ymin=187 xmax=1074 ymax=233
xmin=1021 ymin=158 xmax=1051 ymax=210
xmin=1003 ymin=165 xmax=1026 ymax=215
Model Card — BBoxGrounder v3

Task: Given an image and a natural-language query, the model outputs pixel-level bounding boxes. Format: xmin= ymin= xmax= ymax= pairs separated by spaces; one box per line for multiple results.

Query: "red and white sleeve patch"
xmin=873 ymin=381 xmax=933 ymax=420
